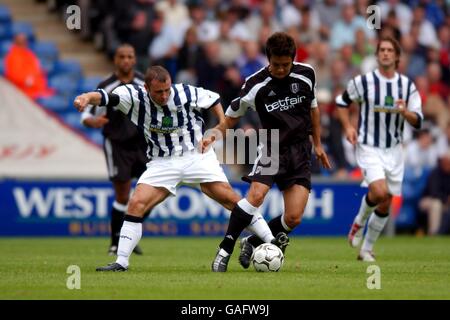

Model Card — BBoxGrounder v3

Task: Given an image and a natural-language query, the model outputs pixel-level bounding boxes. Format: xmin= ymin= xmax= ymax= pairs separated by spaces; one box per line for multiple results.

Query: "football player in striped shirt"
xmin=74 ymin=66 xmax=278 ymax=272
xmin=336 ymin=37 xmax=423 ymax=261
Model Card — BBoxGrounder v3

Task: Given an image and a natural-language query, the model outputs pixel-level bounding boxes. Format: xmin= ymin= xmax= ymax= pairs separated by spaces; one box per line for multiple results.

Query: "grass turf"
xmin=0 ymin=236 xmax=449 ymax=300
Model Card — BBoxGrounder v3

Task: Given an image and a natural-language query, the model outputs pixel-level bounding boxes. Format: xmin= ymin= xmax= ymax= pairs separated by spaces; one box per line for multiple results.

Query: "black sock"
xmin=248 ymin=215 xmax=290 ymax=248
xmin=219 ymin=204 xmax=253 ymax=254
xmin=365 ymin=194 xmax=377 ymax=207
xmin=111 ymin=206 xmax=125 ymax=246
xmin=143 ymin=209 xmax=151 ymax=219
xmin=374 ymin=209 xmax=389 ymax=218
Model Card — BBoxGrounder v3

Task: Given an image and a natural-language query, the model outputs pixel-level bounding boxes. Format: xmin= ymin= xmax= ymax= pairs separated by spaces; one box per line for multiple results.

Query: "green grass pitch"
xmin=0 ymin=236 xmax=449 ymax=300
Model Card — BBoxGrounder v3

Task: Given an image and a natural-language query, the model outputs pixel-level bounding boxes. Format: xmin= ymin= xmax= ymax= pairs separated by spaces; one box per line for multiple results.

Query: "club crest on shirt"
xmin=162 ymin=116 xmax=173 ymax=127
xmin=384 ymin=95 xmax=394 ymax=107
xmin=290 ymin=83 xmax=299 ymax=94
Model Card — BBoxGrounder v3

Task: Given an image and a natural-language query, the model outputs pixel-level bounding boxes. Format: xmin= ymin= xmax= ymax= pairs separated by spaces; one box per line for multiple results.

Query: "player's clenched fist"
xmin=74 ymin=94 xmax=89 ymax=112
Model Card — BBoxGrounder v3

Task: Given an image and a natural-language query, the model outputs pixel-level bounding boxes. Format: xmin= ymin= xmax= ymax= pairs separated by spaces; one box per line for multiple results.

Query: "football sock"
xmin=355 ymin=194 xmax=377 ymax=226
xmin=116 ymin=215 xmax=143 ymax=268
xmin=248 ymin=214 xmax=291 ymax=248
xmin=111 ymin=201 xmax=127 ymax=247
xmin=246 ymin=213 xmax=275 ymax=243
xmin=361 ymin=210 xmax=389 ymax=253
xmin=219 ymin=199 xmax=256 ymax=254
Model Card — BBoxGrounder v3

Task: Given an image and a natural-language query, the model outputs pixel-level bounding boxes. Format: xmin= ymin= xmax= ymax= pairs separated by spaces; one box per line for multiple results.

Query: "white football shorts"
xmin=355 ymin=143 xmax=404 ymax=196
xmin=137 ymin=148 xmax=228 ymax=195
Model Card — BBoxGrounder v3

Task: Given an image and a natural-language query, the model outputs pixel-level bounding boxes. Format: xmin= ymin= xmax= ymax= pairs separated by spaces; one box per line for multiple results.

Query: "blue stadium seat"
xmin=0 ymin=5 xmax=11 ymax=24
xmin=49 ymin=74 xmax=79 ymax=97
xmin=36 ymin=95 xmax=70 ymax=112
xmin=32 ymin=41 xmax=59 ymax=75
xmin=0 ymin=57 xmax=4 ymax=75
xmin=78 ymin=76 xmax=103 ymax=93
xmin=58 ymin=110 xmax=84 ymax=130
xmin=12 ymin=21 xmax=35 ymax=43
xmin=0 ymin=40 xmax=12 ymax=57
xmin=53 ymin=59 xmax=82 ymax=80
xmin=0 ymin=21 xmax=13 ymax=41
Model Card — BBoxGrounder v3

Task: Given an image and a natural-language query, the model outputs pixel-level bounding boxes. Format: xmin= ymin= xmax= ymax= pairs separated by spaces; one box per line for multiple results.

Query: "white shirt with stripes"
xmin=99 ymin=83 xmax=220 ymax=158
xmin=336 ymin=68 xmax=423 ymax=149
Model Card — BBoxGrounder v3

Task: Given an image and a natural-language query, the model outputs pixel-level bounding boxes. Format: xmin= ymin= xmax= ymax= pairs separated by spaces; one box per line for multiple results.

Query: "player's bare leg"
xmin=96 ymin=184 xmax=169 ymax=271
xmin=202 ymin=181 xmax=274 ymax=272
xmin=349 ymin=179 xmax=388 ymax=248
xmin=359 ymin=194 xmax=392 ymax=262
xmin=109 ymin=180 xmax=131 ymax=255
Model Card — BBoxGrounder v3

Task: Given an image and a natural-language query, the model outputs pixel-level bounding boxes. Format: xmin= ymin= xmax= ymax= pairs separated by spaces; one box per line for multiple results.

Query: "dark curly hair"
xmin=265 ymin=32 xmax=296 ymax=61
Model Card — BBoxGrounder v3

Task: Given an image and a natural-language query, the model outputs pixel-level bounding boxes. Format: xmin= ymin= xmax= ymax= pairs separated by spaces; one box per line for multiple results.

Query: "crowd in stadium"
xmin=2 ymin=0 xmax=449 ymax=235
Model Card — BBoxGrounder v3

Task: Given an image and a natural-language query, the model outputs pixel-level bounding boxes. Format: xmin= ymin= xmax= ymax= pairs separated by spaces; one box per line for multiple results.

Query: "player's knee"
xmin=284 ymin=214 xmax=301 ymax=229
xmin=247 ymin=191 xmax=266 ymax=207
xmin=370 ymin=188 xmax=390 ymax=203
xmin=127 ymin=197 xmax=147 ymax=216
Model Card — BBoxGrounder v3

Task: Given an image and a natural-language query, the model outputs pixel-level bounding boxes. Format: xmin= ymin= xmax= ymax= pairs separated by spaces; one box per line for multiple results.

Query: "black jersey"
xmin=81 ymin=72 xmax=145 ymax=142
xmin=225 ymin=62 xmax=317 ymax=148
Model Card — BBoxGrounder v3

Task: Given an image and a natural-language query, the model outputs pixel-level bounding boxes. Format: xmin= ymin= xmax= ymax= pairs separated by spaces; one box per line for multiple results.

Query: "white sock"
xmin=238 ymin=198 xmax=258 ymax=215
xmin=355 ymin=195 xmax=376 ymax=226
xmin=361 ymin=213 xmax=389 ymax=253
xmin=246 ymin=213 xmax=274 ymax=243
xmin=116 ymin=221 xmax=142 ymax=268
xmin=280 ymin=213 xmax=292 ymax=232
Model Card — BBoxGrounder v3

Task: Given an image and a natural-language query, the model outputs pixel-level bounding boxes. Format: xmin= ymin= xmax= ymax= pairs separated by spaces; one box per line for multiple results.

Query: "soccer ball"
xmin=251 ymin=243 xmax=284 ymax=272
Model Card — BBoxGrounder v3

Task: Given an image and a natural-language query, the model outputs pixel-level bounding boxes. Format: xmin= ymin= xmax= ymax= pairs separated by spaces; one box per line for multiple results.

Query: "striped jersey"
xmin=336 ymin=68 xmax=423 ymax=149
xmin=80 ymin=72 xmax=145 ymax=142
xmin=225 ymin=62 xmax=318 ymax=147
xmin=97 ymin=83 xmax=220 ymax=158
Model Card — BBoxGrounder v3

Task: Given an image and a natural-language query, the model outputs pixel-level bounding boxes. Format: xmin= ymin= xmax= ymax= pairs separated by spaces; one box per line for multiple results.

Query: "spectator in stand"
xmin=4 ymin=33 xmax=54 ymax=100
xmin=418 ymin=151 xmax=450 ymax=235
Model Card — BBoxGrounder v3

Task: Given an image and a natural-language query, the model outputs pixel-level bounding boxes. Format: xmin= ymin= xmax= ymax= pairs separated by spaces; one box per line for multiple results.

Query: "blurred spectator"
xmin=379 ymin=0 xmax=413 ymax=35
xmin=155 ymin=0 xmax=190 ymax=34
xmin=245 ymin=0 xmax=282 ymax=41
xmin=4 ymin=33 xmax=54 ymax=100
xmin=148 ymin=10 xmax=181 ymax=78
xmin=437 ymin=24 xmax=450 ymax=84
xmin=405 ymin=126 xmax=440 ymax=173
xmin=176 ymin=25 xmax=202 ymax=85
xmin=188 ymin=4 xmax=220 ymax=42
xmin=329 ymin=2 xmax=375 ymax=51
xmin=412 ymin=4 xmax=440 ymax=49
xmin=113 ymin=0 xmax=156 ymax=70
xmin=236 ymin=40 xmax=266 ymax=80
xmin=216 ymin=18 xmax=243 ymax=66
xmin=306 ymin=41 xmax=331 ymax=91
xmin=400 ymin=31 xmax=428 ymax=80
xmin=315 ymin=0 xmax=341 ymax=40
xmin=418 ymin=151 xmax=450 ymax=235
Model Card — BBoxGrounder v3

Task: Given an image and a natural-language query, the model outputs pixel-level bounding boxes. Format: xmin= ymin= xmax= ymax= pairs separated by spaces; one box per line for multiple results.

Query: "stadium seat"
xmin=49 ymin=74 xmax=79 ymax=97
xmin=0 ymin=22 xmax=12 ymax=41
xmin=0 ymin=40 xmax=12 ymax=57
xmin=53 ymin=59 xmax=83 ymax=80
xmin=78 ymin=76 xmax=103 ymax=93
xmin=58 ymin=110 xmax=85 ymax=130
xmin=32 ymin=41 xmax=59 ymax=74
xmin=0 ymin=57 xmax=4 ymax=75
xmin=12 ymin=21 xmax=35 ymax=43
xmin=36 ymin=94 xmax=70 ymax=112
xmin=0 ymin=5 xmax=11 ymax=24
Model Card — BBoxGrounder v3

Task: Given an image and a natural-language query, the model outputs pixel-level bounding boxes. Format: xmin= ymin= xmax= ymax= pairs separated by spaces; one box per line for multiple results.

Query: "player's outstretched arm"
xmin=201 ymin=110 xmax=240 ymax=153
xmin=311 ymin=107 xmax=332 ymax=169
xmin=74 ymin=92 xmax=102 ymax=112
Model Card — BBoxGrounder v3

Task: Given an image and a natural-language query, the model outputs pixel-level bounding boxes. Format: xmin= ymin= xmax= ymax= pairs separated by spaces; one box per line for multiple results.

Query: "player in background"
xmin=81 ymin=44 xmax=146 ymax=256
xmin=74 ymin=65 xmax=281 ymax=272
xmin=202 ymin=32 xmax=331 ymax=270
xmin=336 ymin=37 xmax=423 ymax=261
